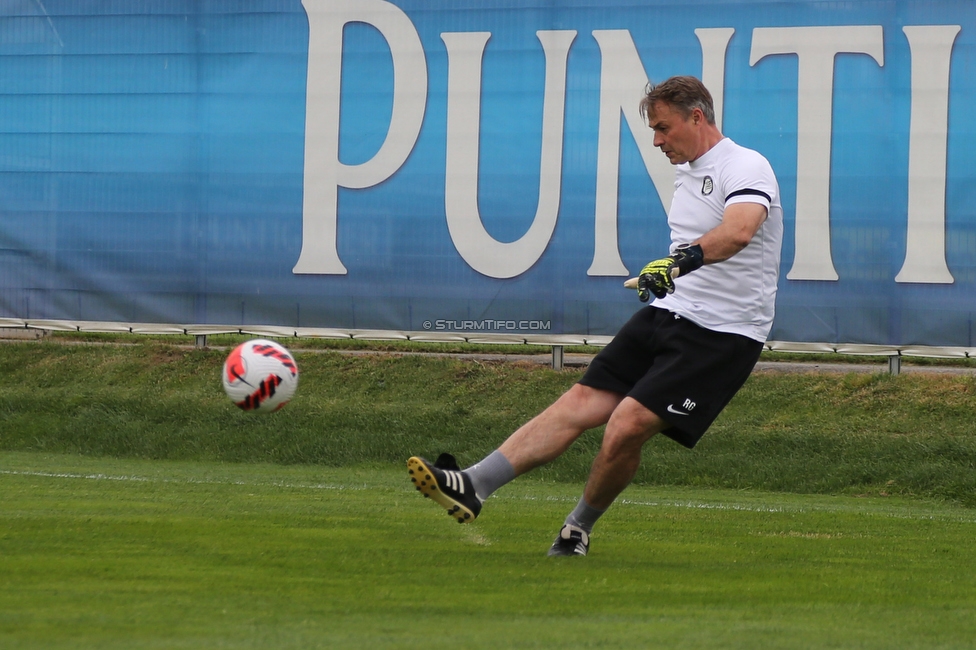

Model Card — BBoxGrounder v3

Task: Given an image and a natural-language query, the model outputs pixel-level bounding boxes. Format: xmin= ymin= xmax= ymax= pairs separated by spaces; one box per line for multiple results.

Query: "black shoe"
xmin=547 ymin=524 xmax=590 ymax=556
xmin=407 ymin=454 xmax=483 ymax=524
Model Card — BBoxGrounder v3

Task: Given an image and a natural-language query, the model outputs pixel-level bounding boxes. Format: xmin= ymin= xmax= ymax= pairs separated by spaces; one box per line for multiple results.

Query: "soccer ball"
xmin=222 ymin=339 xmax=299 ymax=412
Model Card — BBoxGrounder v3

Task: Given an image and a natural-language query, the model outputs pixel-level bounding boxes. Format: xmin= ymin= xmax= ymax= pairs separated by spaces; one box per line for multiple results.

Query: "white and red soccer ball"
xmin=222 ymin=339 xmax=299 ymax=412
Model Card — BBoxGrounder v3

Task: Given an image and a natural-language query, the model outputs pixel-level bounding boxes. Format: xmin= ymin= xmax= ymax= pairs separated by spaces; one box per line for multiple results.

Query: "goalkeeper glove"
xmin=636 ymin=244 xmax=704 ymax=302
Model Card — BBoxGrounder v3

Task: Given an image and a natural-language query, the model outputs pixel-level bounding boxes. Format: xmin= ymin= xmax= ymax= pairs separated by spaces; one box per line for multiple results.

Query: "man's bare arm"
xmin=694 ymin=201 xmax=768 ymax=264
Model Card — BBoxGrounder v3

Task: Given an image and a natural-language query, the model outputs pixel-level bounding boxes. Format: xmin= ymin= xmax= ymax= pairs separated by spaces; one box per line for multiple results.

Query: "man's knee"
xmin=603 ymin=397 xmax=668 ymax=451
xmin=557 ymin=383 xmax=623 ymax=429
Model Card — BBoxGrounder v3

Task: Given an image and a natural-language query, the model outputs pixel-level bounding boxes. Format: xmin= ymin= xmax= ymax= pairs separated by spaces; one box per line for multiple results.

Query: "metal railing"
xmin=5 ymin=317 xmax=971 ymax=374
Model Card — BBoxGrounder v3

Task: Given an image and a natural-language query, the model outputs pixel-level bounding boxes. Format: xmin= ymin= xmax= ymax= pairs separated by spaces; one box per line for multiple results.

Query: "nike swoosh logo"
xmin=666 ymin=404 xmax=690 ymax=416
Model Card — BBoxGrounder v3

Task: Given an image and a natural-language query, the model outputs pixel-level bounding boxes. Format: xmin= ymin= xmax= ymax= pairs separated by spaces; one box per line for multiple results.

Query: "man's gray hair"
xmin=639 ymin=76 xmax=716 ymax=125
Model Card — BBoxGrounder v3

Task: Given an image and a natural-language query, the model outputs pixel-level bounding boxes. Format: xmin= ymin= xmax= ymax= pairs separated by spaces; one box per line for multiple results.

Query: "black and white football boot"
xmin=407 ymin=453 xmax=483 ymax=524
xmin=547 ymin=524 xmax=590 ymax=557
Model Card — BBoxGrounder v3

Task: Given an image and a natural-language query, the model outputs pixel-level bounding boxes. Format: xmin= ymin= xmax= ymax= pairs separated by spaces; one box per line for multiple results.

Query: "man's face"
xmin=647 ymin=101 xmax=702 ymax=165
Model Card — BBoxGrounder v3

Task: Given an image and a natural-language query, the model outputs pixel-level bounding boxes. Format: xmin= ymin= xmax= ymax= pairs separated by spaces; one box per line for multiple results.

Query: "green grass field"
xmin=3 ymin=340 xmax=976 ymax=504
xmin=3 ymin=339 xmax=976 ymax=647
xmin=3 ymin=452 xmax=976 ymax=649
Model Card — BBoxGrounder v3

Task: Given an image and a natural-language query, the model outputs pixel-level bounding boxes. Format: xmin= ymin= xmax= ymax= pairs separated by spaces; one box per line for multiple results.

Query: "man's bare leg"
xmin=461 ymin=384 xmax=623 ymax=501
xmin=408 ymin=383 xmax=625 ymax=524
xmin=497 ymin=383 xmax=625 ymax=474
xmin=549 ymin=397 xmax=668 ymax=555
xmin=582 ymin=396 xmax=668 ymax=509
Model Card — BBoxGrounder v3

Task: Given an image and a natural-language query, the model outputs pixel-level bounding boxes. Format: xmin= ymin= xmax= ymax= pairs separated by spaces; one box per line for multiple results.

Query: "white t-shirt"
xmin=653 ymin=137 xmax=783 ymax=342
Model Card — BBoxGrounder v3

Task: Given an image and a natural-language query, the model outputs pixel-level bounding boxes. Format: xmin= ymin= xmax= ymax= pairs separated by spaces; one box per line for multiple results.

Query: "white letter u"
xmin=443 ymin=30 xmax=576 ymax=279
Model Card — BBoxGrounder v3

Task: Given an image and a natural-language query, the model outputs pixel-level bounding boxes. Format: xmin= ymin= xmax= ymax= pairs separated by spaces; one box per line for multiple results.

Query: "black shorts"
xmin=579 ymin=306 xmax=763 ymax=449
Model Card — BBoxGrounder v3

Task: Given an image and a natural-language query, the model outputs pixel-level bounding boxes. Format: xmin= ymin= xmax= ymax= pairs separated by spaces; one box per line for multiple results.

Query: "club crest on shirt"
xmin=701 ymin=176 xmax=713 ymax=195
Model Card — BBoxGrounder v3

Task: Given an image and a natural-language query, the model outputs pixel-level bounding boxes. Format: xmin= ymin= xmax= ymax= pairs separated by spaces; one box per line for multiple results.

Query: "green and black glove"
xmin=636 ymin=244 xmax=704 ymax=302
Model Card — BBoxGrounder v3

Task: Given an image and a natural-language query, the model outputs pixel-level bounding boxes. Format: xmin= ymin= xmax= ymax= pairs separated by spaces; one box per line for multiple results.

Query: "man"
xmin=407 ymin=75 xmax=783 ymax=556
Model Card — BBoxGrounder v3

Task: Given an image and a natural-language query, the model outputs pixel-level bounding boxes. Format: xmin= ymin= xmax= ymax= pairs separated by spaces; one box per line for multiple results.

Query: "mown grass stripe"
xmin=4 ymin=464 xmax=976 ymax=523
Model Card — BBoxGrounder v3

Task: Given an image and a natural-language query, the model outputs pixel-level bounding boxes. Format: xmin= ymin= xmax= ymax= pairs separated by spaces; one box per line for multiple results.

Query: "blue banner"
xmin=1 ymin=0 xmax=975 ymax=346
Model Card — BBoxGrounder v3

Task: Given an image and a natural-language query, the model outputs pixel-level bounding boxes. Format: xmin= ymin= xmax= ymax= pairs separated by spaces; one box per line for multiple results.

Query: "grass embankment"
xmin=1 ymin=339 xmax=975 ymax=505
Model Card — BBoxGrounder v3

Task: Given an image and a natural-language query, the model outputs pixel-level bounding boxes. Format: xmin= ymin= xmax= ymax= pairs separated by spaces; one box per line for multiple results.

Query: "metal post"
xmin=551 ymin=345 xmax=564 ymax=371
xmin=888 ymin=354 xmax=901 ymax=376
xmin=195 ymin=334 xmax=208 ymax=348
